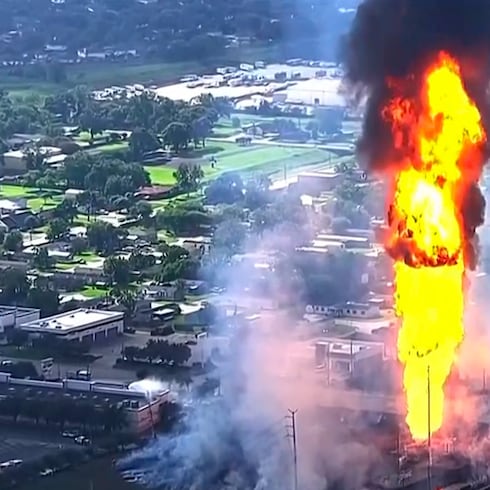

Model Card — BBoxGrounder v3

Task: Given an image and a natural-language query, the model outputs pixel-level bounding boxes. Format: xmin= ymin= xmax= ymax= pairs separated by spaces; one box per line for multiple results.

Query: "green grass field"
xmin=145 ymin=142 xmax=335 ymax=185
xmin=81 ymin=285 xmax=110 ymax=298
xmin=0 ymin=184 xmax=63 ymax=211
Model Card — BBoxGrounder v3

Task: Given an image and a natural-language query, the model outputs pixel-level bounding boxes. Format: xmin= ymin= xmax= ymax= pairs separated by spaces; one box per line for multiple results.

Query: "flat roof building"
xmin=0 ymin=306 xmax=40 ymax=339
xmin=20 ymin=308 xmax=124 ymax=343
xmin=0 ymin=373 xmax=170 ymax=434
xmin=314 ymin=338 xmax=384 ymax=383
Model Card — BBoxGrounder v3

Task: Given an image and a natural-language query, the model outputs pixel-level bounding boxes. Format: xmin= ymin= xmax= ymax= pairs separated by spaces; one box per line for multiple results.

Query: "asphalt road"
xmin=0 ymin=427 xmax=75 ymax=464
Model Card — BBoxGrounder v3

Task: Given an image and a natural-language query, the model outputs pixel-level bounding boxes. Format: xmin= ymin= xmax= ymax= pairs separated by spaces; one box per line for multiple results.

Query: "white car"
xmin=62 ymin=431 xmax=78 ymax=438
xmin=75 ymin=436 xmax=91 ymax=445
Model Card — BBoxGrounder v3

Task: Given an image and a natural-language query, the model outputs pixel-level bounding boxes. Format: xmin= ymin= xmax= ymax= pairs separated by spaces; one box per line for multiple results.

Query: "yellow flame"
xmin=384 ymin=52 xmax=485 ymax=440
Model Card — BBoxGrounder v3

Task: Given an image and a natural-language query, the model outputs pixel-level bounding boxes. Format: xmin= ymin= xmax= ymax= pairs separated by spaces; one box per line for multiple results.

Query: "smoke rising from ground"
xmin=118 ymin=222 xmax=391 ymax=490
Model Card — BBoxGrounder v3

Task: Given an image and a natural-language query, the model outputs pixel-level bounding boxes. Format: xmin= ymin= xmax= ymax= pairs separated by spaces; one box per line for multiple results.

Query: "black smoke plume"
xmin=341 ymin=0 xmax=490 ymax=268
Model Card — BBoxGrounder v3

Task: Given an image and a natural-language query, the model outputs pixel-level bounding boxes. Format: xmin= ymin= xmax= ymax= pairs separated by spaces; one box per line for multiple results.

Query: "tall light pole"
xmin=427 ymin=363 xmax=432 ymax=490
xmin=286 ymin=409 xmax=299 ymax=490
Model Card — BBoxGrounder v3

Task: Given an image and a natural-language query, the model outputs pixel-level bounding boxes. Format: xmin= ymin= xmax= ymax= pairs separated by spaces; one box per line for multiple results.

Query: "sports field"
xmin=145 ymin=142 xmax=336 ymax=185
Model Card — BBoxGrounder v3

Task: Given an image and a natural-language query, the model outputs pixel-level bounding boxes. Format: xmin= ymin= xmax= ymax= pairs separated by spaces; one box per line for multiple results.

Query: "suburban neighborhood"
xmin=1 ymin=1 xmax=489 ymax=490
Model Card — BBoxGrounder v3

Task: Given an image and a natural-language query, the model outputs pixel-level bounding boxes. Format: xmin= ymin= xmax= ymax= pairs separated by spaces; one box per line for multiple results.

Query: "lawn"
xmin=145 ymin=142 xmax=335 ymax=185
xmin=145 ymin=166 xmax=176 ymax=185
xmin=0 ymin=184 xmax=36 ymax=198
xmin=0 ymin=184 xmax=64 ymax=211
xmin=81 ymin=285 xmax=110 ymax=298
xmin=75 ymin=251 xmax=101 ymax=262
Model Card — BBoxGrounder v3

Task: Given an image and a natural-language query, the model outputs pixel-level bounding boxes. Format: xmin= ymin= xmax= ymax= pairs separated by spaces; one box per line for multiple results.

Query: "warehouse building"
xmin=19 ymin=308 xmax=124 ymax=343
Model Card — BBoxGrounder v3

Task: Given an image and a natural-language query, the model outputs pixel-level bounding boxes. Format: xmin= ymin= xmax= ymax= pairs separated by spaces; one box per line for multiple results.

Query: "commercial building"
xmin=19 ymin=308 xmax=124 ymax=343
xmin=0 ymin=373 xmax=170 ymax=434
xmin=314 ymin=338 xmax=384 ymax=383
xmin=0 ymin=306 xmax=40 ymax=341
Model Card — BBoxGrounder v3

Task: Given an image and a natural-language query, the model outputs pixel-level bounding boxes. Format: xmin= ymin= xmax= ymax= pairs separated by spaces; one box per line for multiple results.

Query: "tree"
xmin=53 ymin=199 xmax=78 ymax=224
xmin=7 ymin=330 xmax=28 ymax=350
xmin=156 ymin=202 xmax=210 ymax=235
xmin=64 ymin=153 xmax=96 ymax=188
xmin=32 ymin=247 xmax=53 ymax=270
xmin=0 ymin=268 xmax=29 ymax=302
xmin=173 ymin=163 xmax=204 ymax=193
xmin=205 ymin=172 xmax=244 ymax=205
xmin=46 ymin=218 xmax=68 ymax=241
xmin=27 ymin=287 xmax=60 ymax=316
xmin=129 ymin=128 xmax=160 ymax=159
xmin=191 ymin=116 xmax=212 ymax=147
xmin=87 ymin=221 xmax=123 ymax=255
xmin=104 ymin=256 xmax=131 ymax=286
xmin=132 ymin=200 xmax=153 ymax=225
xmin=25 ymin=146 xmax=46 ymax=171
xmin=162 ymin=122 xmax=189 ymax=152
xmin=24 ymin=214 xmax=39 ymax=241
xmin=4 ymin=231 xmax=23 ymax=252
xmin=112 ymin=287 xmax=137 ymax=318
xmin=213 ymin=220 xmax=246 ymax=257
xmin=70 ymin=237 xmax=87 ymax=257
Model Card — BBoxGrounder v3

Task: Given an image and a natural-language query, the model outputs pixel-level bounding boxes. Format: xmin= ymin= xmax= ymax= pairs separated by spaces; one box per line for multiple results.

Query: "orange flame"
xmin=383 ymin=52 xmax=486 ymax=441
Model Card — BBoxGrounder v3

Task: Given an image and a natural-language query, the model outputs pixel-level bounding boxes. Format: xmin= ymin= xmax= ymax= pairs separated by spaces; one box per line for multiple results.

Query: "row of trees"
xmin=123 ymin=339 xmax=192 ymax=367
xmin=45 ymin=89 xmax=229 ymax=153
xmin=0 ymin=395 xmax=126 ymax=433
xmin=0 ymin=0 xmax=348 ymax=63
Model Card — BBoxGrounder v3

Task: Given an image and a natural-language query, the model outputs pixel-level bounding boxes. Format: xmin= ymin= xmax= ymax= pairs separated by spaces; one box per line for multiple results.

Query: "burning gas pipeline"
xmin=342 ymin=0 xmax=490 ymax=442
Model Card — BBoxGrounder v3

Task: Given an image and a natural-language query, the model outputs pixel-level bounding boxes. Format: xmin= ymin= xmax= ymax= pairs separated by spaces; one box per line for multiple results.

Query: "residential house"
xmin=175 ymin=303 xmax=207 ymax=328
xmin=296 ymin=170 xmax=344 ymax=194
xmin=181 ymin=236 xmax=212 ymax=255
xmin=1 ymin=210 xmax=37 ymax=231
xmin=142 ymin=283 xmax=185 ymax=302
xmin=235 ymin=135 xmax=253 ymax=146
xmin=135 ymin=185 xmax=173 ymax=200
xmin=3 ymin=150 xmax=27 ymax=173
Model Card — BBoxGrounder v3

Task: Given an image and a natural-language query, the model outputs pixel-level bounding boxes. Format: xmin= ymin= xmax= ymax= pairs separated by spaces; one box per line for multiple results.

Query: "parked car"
xmin=62 ymin=431 xmax=78 ymax=438
xmin=75 ymin=436 xmax=91 ymax=445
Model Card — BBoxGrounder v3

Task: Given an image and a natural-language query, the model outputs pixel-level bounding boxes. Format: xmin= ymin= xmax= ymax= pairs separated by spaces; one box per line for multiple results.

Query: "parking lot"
xmin=0 ymin=428 xmax=75 ymax=464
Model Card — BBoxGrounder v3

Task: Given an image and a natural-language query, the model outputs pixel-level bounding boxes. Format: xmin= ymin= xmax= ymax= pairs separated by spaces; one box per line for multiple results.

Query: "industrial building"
xmin=19 ymin=308 xmax=124 ymax=343
xmin=0 ymin=373 xmax=169 ymax=434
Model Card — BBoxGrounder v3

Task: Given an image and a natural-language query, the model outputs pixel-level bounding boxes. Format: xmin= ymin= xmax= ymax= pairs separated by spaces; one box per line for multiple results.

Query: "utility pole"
xmin=286 ymin=409 xmax=299 ymax=490
xmin=427 ymin=364 xmax=432 ymax=490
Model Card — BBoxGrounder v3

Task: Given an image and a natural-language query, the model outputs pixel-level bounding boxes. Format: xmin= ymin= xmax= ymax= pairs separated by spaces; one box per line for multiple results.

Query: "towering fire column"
xmin=383 ymin=52 xmax=486 ymax=441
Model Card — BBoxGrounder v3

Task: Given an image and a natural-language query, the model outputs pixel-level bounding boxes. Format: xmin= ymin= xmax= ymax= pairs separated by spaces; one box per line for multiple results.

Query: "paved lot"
xmin=0 ymin=428 xmax=75 ymax=463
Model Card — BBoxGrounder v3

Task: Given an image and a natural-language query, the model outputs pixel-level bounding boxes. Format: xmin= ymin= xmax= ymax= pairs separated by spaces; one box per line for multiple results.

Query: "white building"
xmin=314 ymin=338 xmax=384 ymax=381
xmin=306 ymin=301 xmax=381 ymax=319
xmin=64 ymin=188 xmax=85 ymax=200
xmin=3 ymin=150 xmax=27 ymax=172
xmin=19 ymin=308 xmax=124 ymax=343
